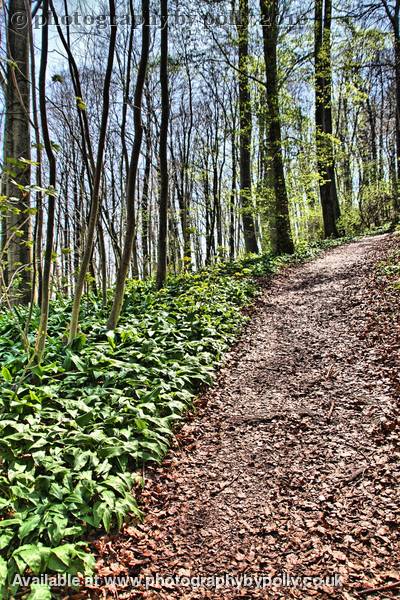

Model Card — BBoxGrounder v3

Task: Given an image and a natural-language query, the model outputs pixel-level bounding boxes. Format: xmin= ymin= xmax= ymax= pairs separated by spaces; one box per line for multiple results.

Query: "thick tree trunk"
xmin=4 ymin=0 xmax=32 ymax=303
xmin=260 ymin=0 xmax=294 ymax=254
xmin=314 ymin=0 xmax=340 ymax=237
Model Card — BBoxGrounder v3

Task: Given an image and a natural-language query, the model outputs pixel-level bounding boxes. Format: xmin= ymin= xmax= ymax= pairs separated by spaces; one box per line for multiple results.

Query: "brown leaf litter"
xmin=76 ymin=234 xmax=400 ymax=600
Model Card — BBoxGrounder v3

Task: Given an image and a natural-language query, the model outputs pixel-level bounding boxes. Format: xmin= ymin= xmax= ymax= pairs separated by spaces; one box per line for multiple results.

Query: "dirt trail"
xmin=89 ymin=235 xmax=400 ymax=600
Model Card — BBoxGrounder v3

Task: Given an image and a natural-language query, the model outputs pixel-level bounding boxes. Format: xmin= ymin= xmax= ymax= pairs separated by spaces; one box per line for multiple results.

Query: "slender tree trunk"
xmin=260 ymin=0 xmax=294 ymax=254
xmin=107 ymin=0 xmax=150 ymax=329
xmin=183 ymin=57 xmax=194 ymax=268
xmin=97 ymin=220 xmax=108 ymax=306
xmin=28 ymin=9 xmax=44 ymax=306
xmin=120 ymin=0 xmax=136 ymax=181
xmin=236 ymin=0 xmax=259 ymax=254
xmin=229 ymin=129 xmax=237 ymax=261
xmin=142 ymin=123 xmax=152 ymax=278
xmin=50 ymin=0 xmax=95 ymax=175
xmin=34 ymin=0 xmax=57 ymax=362
xmin=204 ymin=161 xmax=213 ymax=264
xmin=393 ymin=3 xmax=400 ymax=217
xmin=68 ymin=0 xmax=117 ymax=343
xmin=156 ymin=0 xmax=170 ymax=289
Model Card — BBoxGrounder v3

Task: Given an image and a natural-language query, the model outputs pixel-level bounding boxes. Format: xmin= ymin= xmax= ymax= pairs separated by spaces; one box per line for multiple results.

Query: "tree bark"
xmin=156 ymin=0 xmax=170 ymax=289
xmin=236 ymin=0 xmax=259 ymax=255
xmin=107 ymin=0 xmax=150 ymax=329
xmin=314 ymin=0 xmax=340 ymax=237
xmin=260 ymin=0 xmax=294 ymax=254
xmin=4 ymin=0 xmax=32 ymax=303
xmin=393 ymin=1 xmax=400 ymax=217
xmin=35 ymin=0 xmax=57 ymax=362
xmin=68 ymin=0 xmax=117 ymax=343
xmin=141 ymin=119 xmax=152 ymax=278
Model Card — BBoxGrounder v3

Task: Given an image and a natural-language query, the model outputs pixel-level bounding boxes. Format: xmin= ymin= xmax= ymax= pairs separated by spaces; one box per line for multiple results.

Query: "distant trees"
xmin=0 ymin=0 xmax=397 ymax=354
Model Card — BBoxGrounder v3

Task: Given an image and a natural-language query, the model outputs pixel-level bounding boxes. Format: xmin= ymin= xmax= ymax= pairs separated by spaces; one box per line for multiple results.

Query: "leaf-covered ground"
xmin=83 ymin=234 xmax=400 ymax=599
xmin=2 ymin=241 xmax=342 ymax=597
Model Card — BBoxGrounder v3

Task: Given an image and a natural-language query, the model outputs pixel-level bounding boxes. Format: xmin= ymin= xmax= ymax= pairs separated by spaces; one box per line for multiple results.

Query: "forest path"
xmin=89 ymin=234 xmax=400 ymax=600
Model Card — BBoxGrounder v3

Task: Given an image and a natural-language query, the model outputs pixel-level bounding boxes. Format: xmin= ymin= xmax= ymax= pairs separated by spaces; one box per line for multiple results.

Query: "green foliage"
xmin=377 ymin=246 xmax=400 ymax=289
xmin=0 ymin=238 xmax=354 ymax=594
xmin=0 ymin=265 xmax=258 ymax=594
xmin=337 ymin=207 xmax=363 ymax=236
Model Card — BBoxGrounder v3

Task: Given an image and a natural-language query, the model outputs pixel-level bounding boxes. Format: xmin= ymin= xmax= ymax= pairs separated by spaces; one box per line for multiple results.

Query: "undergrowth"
xmin=0 ymin=233 xmax=380 ymax=597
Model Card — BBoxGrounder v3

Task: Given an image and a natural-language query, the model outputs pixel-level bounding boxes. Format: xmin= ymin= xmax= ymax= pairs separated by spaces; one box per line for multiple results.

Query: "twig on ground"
xmin=210 ymin=474 xmax=240 ymax=497
xmin=358 ymin=580 xmax=400 ymax=595
xmin=326 ymin=364 xmax=336 ymax=378
xmin=327 ymin=399 xmax=336 ymax=422
xmin=344 ymin=465 xmax=370 ymax=484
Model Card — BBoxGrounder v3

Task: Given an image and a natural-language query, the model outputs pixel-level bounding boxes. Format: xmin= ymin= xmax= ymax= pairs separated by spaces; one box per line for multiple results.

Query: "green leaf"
xmin=18 ymin=515 xmax=41 ymax=541
xmin=1 ymin=366 xmax=12 ymax=382
xmin=12 ymin=545 xmax=46 ymax=575
xmin=0 ymin=519 xmax=21 ymax=529
xmin=102 ymin=507 xmax=112 ymax=533
xmin=0 ymin=529 xmax=14 ymax=551
xmin=106 ymin=330 xmax=116 ymax=350
xmin=49 ymin=544 xmax=72 ymax=568
xmin=27 ymin=584 xmax=52 ymax=600
xmin=0 ymin=556 xmax=7 ymax=588
xmin=47 ymin=516 xmax=68 ymax=546
xmin=76 ymin=96 xmax=87 ymax=111
xmin=0 ymin=498 xmax=10 ymax=510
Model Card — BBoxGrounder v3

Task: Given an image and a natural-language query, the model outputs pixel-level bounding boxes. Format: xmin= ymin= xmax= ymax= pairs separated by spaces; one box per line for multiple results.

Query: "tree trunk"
xmin=229 ymin=129 xmax=237 ymax=261
xmin=314 ymin=0 xmax=340 ymax=237
xmin=236 ymin=0 xmax=259 ymax=255
xmin=156 ymin=0 xmax=170 ymax=289
xmin=4 ymin=0 xmax=32 ymax=304
xmin=142 ymin=121 xmax=152 ymax=278
xmin=393 ymin=4 xmax=400 ymax=217
xmin=260 ymin=0 xmax=294 ymax=254
xmin=107 ymin=0 xmax=150 ymax=329
xmin=34 ymin=0 xmax=57 ymax=362
xmin=68 ymin=0 xmax=117 ymax=343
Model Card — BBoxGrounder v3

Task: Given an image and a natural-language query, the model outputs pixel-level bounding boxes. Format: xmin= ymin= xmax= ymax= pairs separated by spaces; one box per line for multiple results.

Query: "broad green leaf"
xmin=0 ymin=519 xmax=21 ymax=529
xmin=1 ymin=366 xmax=12 ymax=382
xmin=27 ymin=584 xmax=52 ymax=600
xmin=18 ymin=515 xmax=41 ymax=541
xmin=0 ymin=530 xmax=14 ymax=550
xmin=12 ymin=545 xmax=45 ymax=575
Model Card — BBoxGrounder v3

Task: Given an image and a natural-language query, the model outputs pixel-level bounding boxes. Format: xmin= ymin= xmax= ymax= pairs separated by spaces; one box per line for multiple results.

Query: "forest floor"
xmin=82 ymin=234 xmax=400 ymax=600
